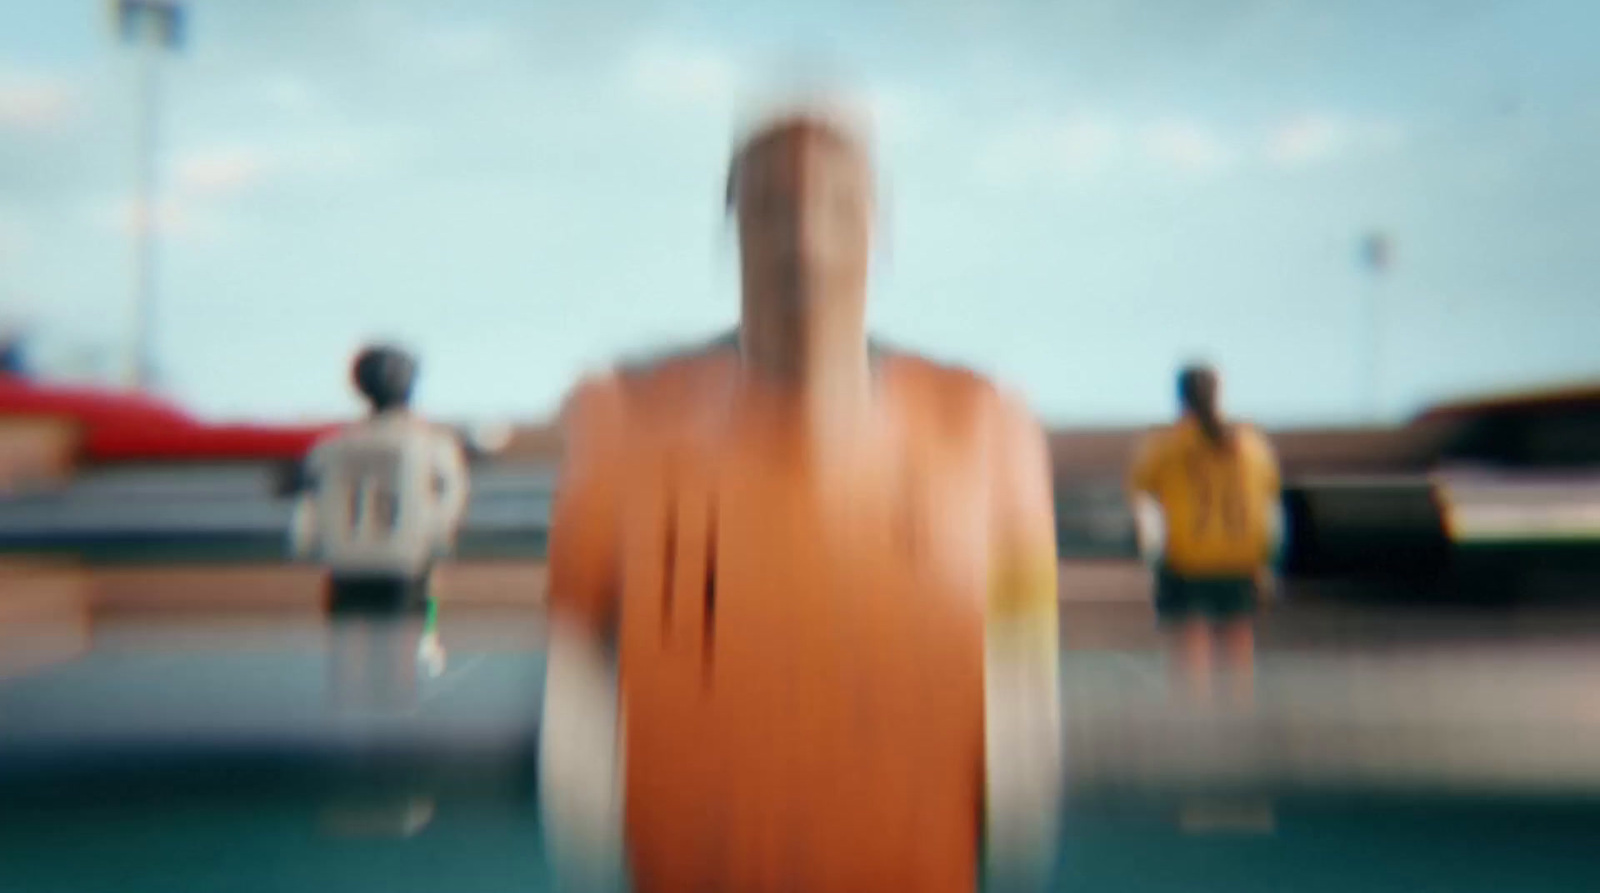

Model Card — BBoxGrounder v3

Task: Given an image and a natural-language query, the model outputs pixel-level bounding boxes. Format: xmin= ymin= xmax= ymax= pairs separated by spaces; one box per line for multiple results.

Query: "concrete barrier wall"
xmin=0 ymin=416 xmax=80 ymax=491
xmin=0 ymin=559 xmax=92 ymax=678
xmin=502 ymin=419 xmax=1459 ymax=483
xmin=90 ymin=561 xmax=1144 ymax=612
xmin=81 ymin=559 xmax=1164 ymax=647
xmin=89 ymin=561 xmax=551 ymax=614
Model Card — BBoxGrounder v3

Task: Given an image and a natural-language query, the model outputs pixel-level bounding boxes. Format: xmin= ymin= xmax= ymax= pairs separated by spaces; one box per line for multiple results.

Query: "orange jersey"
xmin=547 ymin=337 xmax=1058 ymax=893
xmin=1128 ymin=418 xmax=1281 ymax=577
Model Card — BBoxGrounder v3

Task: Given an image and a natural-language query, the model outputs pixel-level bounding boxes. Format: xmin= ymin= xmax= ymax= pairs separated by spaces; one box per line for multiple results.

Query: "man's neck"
xmin=738 ymin=295 xmax=873 ymax=422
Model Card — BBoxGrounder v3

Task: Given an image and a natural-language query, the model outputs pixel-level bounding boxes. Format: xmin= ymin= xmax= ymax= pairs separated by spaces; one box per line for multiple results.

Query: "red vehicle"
xmin=0 ymin=371 xmax=508 ymax=472
xmin=0 ymin=373 xmax=334 ymax=465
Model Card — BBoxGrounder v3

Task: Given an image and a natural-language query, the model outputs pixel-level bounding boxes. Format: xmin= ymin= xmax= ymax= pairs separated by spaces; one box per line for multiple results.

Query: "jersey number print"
xmin=1185 ymin=455 xmax=1247 ymax=542
xmin=346 ymin=452 xmax=403 ymax=541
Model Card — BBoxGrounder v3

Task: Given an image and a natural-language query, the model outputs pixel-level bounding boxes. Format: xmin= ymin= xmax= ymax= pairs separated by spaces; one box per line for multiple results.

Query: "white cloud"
xmin=0 ymin=210 xmax=27 ymax=261
xmin=1045 ymin=118 xmax=1122 ymax=173
xmin=250 ymin=75 xmax=321 ymax=117
xmin=861 ymin=84 xmax=932 ymax=147
xmin=108 ymin=135 xmax=378 ymax=239
xmin=1365 ymin=120 xmax=1407 ymax=151
xmin=978 ymin=107 xmax=1411 ymax=188
xmin=281 ymin=135 xmax=373 ymax=175
xmin=976 ymin=115 xmax=1123 ymax=188
xmin=174 ymin=147 xmax=276 ymax=198
xmin=0 ymin=71 xmax=73 ymax=133
xmin=422 ymin=23 xmax=514 ymax=71
xmin=1263 ymin=113 xmax=1408 ymax=169
xmin=1140 ymin=119 xmax=1234 ymax=173
xmin=621 ymin=40 xmax=742 ymax=110
xmin=615 ymin=42 xmax=934 ymax=153
xmin=89 ymin=196 xmax=221 ymax=243
xmin=979 ymin=114 xmax=1243 ymax=188
xmin=1265 ymin=114 xmax=1348 ymax=168
xmin=169 ymin=130 xmax=387 ymax=201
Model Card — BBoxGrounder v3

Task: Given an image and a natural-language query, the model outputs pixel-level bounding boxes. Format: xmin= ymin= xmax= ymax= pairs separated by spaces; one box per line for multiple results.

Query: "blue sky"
xmin=0 ymin=0 xmax=1596 ymax=426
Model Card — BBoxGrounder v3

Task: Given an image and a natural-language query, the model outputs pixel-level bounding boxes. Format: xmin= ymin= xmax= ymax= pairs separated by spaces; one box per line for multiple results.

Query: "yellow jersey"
xmin=1128 ymin=418 xmax=1281 ymax=578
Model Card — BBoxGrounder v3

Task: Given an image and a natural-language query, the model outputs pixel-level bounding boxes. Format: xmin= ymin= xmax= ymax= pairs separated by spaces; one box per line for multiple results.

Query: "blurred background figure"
xmin=318 ymin=610 xmax=439 ymax=839
xmin=288 ymin=343 xmax=470 ymax=838
xmin=291 ymin=344 xmax=470 ymax=681
xmin=291 ymin=344 xmax=471 ymax=625
xmin=0 ymin=330 xmax=30 ymax=378
xmin=542 ymin=94 xmax=1060 ymax=893
xmin=1129 ymin=364 xmax=1283 ymax=710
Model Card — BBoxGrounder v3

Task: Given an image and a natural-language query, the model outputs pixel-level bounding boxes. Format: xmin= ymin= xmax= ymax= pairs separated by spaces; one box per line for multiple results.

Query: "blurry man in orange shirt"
xmin=540 ymin=100 xmax=1062 ymax=893
xmin=1129 ymin=364 xmax=1283 ymax=709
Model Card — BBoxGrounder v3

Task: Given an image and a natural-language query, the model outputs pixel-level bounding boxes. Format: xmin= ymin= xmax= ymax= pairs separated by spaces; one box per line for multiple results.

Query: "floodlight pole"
xmin=131 ymin=30 xmax=162 ymax=389
xmin=1363 ymin=271 xmax=1382 ymax=422
xmin=116 ymin=0 xmax=184 ymax=391
xmin=1358 ymin=232 xmax=1392 ymax=423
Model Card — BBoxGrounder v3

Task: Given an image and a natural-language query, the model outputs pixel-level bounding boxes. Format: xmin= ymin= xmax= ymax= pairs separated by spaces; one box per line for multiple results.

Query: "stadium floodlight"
xmin=113 ymin=0 xmax=186 ymax=391
xmin=1358 ymin=231 xmax=1393 ymax=422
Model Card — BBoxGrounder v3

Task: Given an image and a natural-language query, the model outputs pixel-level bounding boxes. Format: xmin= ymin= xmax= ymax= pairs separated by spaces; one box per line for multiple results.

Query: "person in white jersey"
xmin=289 ymin=344 xmax=470 ymax=838
xmin=291 ymin=344 xmax=470 ymax=669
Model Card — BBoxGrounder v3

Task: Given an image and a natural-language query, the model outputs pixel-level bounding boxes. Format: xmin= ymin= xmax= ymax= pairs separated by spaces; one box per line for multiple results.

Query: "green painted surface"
xmin=6 ymin=794 xmax=1598 ymax=892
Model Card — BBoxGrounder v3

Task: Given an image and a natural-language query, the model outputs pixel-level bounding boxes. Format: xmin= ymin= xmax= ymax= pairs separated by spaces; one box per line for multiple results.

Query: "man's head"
xmin=351 ymin=344 xmax=417 ymax=413
xmin=725 ymin=105 xmax=875 ymax=319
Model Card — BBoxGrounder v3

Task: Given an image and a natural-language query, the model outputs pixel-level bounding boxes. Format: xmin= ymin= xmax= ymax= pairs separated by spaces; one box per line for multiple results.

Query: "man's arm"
xmin=546 ymin=375 xmax=626 ymax=634
xmin=1126 ymin=435 xmax=1166 ymax=565
xmin=541 ymin=374 xmax=630 ymax=893
xmin=984 ymin=388 xmax=1061 ymax=892
xmin=988 ymin=392 xmax=1059 ymax=627
xmin=1126 ymin=433 xmax=1162 ymax=498
xmin=1254 ymin=429 xmax=1287 ymax=568
xmin=431 ymin=432 xmax=472 ymax=548
xmin=288 ymin=448 xmax=323 ymax=561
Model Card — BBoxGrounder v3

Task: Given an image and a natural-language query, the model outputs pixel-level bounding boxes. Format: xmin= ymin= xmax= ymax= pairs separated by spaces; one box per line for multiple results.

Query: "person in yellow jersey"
xmin=1128 ymin=364 xmax=1282 ymax=708
xmin=540 ymin=95 xmax=1062 ymax=893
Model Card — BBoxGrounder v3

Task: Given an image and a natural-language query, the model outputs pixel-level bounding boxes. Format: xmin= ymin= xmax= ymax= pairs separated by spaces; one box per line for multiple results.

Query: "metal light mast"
xmin=114 ymin=0 xmax=185 ymax=390
xmin=1359 ymin=231 xmax=1393 ymax=422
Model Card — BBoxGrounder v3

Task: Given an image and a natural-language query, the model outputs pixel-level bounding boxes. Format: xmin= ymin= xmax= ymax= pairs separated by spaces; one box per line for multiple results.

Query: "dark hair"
xmin=351 ymin=344 xmax=417 ymax=413
xmin=723 ymin=115 xmax=867 ymax=215
xmin=1178 ymin=364 xmax=1232 ymax=448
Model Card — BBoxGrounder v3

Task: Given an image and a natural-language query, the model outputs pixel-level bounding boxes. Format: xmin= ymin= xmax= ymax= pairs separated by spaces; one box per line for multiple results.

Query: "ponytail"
xmin=1194 ymin=399 xmax=1231 ymax=448
xmin=1178 ymin=365 xmax=1233 ymax=449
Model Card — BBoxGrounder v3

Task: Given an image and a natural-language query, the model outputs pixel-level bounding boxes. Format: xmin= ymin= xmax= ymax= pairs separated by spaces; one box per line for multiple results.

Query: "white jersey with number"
xmin=291 ymin=412 xmax=470 ymax=577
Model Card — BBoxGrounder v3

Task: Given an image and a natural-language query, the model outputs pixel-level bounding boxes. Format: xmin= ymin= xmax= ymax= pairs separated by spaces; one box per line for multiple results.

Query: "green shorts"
xmin=1155 ymin=568 xmax=1259 ymax=627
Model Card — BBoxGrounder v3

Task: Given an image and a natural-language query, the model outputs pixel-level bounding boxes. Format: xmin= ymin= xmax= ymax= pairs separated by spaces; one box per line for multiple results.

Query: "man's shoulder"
xmin=880 ymin=347 xmax=1036 ymax=437
xmin=561 ymin=329 xmax=739 ymax=420
xmin=1233 ymin=422 xmax=1275 ymax=457
xmin=1132 ymin=422 xmax=1183 ymax=459
xmin=307 ymin=425 xmax=352 ymax=459
xmin=1233 ymin=421 xmax=1269 ymax=441
xmin=1139 ymin=421 xmax=1179 ymax=443
xmin=881 ymin=345 xmax=996 ymax=399
xmin=311 ymin=415 xmax=450 ymax=453
xmin=615 ymin=329 xmax=739 ymax=383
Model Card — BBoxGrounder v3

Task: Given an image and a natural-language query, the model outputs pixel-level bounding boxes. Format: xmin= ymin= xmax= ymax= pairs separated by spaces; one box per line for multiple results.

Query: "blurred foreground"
xmin=4 ymin=561 xmax=1600 ymax=891
xmin=0 ymin=375 xmax=1594 ymax=890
